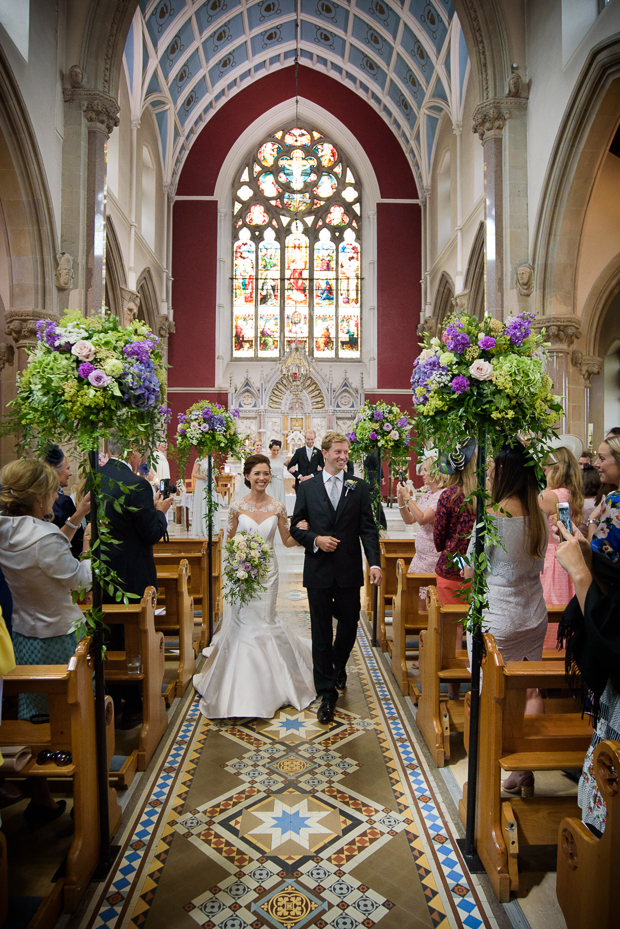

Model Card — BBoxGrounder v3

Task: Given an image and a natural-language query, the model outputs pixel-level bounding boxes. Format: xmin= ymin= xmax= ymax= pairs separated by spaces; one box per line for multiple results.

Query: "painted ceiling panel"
xmin=131 ymin=0 xmax=468 ymax=189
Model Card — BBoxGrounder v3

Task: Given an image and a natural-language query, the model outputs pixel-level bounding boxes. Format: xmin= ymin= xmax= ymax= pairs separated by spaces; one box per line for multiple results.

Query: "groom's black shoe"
xmin=317 ymin=697 xmax=336 ymax=724
xmin=335 ymin=670 xmax=347 ymax=692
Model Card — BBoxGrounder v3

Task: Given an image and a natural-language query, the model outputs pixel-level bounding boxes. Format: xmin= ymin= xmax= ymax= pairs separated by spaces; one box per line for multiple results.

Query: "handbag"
xmin=0 ymin=745 xmax=32 ymax=774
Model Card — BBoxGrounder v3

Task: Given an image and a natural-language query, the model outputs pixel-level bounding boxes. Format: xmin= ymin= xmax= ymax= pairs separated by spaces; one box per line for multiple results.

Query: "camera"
xmin=159 ymin=478 xmax=177 ymax=499
xmin=398 ymin=470 xmax=406 ymax=486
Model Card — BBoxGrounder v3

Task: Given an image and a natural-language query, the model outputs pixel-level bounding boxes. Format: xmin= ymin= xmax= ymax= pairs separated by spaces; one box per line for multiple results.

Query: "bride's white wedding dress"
xmin=193 ymin=499 xmax=316 ymax=719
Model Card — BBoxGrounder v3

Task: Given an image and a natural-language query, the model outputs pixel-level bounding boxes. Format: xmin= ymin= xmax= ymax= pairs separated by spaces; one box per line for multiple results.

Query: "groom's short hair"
xmin=322 ymin=431 xmax=349 ymax=451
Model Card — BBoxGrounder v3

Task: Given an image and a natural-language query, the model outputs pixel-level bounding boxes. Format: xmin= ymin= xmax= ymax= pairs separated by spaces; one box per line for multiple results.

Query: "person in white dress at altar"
xmin=191 ymin=457 xmax=222 ymax=536
xmin=193 ymin=453 xmax=315 ymax=719
xmin=152 ymin=441 xmax=170 ymax=484
xmin=268 ymin=439 xmax=286 ymax=503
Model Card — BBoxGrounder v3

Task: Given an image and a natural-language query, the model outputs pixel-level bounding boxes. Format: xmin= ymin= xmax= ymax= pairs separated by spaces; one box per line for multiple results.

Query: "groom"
xmin=291 ymin=432 xmax=382 ymax=723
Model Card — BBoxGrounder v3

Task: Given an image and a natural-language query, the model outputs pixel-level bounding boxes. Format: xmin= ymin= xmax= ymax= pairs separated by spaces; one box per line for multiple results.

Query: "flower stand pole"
xmin=371 ymin=450 xmax=381 ymax=648
xmin=455 ymin=431 xmax=486 ymax=870
xmin=207 ymin=453 xmax=214 ymax=644
xmin=88 ymin=449 xmax=121 ymax=878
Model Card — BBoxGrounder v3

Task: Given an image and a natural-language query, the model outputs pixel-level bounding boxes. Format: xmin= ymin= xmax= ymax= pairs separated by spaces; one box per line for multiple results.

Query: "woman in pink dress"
xmin=539 ymin=438 xmax=585 ymax=646
xmin=396 ymin=456 xmax=448 ymax=598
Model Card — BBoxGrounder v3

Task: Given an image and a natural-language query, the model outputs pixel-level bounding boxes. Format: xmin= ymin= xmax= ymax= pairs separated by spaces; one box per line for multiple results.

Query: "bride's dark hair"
xmin=243 ymin=453 xmax=271 ymax=488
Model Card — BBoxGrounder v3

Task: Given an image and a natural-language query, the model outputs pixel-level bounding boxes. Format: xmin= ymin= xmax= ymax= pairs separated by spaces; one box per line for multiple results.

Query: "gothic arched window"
xmin=232 ymin=126 xmax=361 ymax=360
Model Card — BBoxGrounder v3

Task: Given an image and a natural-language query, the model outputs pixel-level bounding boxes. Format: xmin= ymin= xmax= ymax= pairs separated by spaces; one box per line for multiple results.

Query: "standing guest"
xmin=286 ymin=430 xmax=323 ymax=491
xmin=268 ymin=440 xmax=286 ymax=504
xmin=595 ymin=428 xmax=620 ymax=504
xmin=152 ymin=440 xmax=170 ymax=485
xmin=539 ymin=436 xmax=584 ymax=608
xmin=291 ymin=432 xmax=381 ymax=723
xmin=578 ymin=451 xmax=593 ymax=470
xmin=0 ymin=459 xmax=91 ymax=827
xmin=581 ymin=466 xmax=601 ymax=527
xmin=465 ymin=442 xmax=549 ymax=795
xmin=44 ymin=445 xmax=91 ymax=558
xmin=253 ymin=438 xmax=264 ymax=455
xmin=397 ymin=455 xmax=447 ymax=601
xmin=433 ymin=438 xmax=476 ymax=605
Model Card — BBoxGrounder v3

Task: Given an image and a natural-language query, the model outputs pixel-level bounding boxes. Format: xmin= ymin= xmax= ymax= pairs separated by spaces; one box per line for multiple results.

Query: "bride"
xmin=193 ymin=453 xmax=316 ymax=719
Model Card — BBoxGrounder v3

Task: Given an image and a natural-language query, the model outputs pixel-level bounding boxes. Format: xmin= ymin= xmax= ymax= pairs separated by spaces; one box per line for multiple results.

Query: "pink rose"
xmin=88 ymin=369 xmax=111 ymax=388
xmin=71 ymin=339 xmax=96 ymax=361
xmin=468 ymin=359 xmax=494 ymax=380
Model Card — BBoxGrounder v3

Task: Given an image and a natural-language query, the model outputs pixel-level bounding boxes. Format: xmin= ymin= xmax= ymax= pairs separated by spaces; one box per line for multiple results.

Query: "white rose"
xmin=237 ymin=570 xmax=247 ymax=579
xmin=419 ymin=348 xmax=437 ymax=362
xmin=71 ymin=339 xmax=96 ymax=361
xmin=64 ymin=325 xmax=88 ymax=344
xmin=469 ymin=359 xmax=494 ymax=380
xmin=389 ymin=430 xmax=399 ymax=440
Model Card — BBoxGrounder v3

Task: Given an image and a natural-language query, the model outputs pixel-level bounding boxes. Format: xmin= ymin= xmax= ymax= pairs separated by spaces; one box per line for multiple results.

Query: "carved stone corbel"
xmin=120 ymin=288 xmax=140 ymax=327
xmin=4 ymin=309 xmax=57 ymax=351
xmin=417 ymin=317 xmax=437 ymax=338
xmin=0 ymin=343 xmax=14 ymax=371
xmin=155 ymin=314 xmax=175 ymax=339
xmin=516 ymin=263 xmax=534 ymax=296
xmin=452 ymin=290 xmax=470 ymax=313
xmin=63 ymin=87 xmax=120 ymax=136
xmin=571 ymin=351 xmax=603 ymax=386
xmin=532 ymin=315 xmax=581 ymax=349
xmin=55 ymin=252 xmax=75 ymax=291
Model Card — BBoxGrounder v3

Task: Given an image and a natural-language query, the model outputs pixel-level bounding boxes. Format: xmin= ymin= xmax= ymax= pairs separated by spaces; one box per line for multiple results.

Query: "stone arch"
xmin=105 ymin=215 xmax=126 ymax=321
xmin=581 ymin=251 xmax=620 ymax=357
xmin=452 ymin=0 xmax=515 ymax=103
xmin=0 ymin=44 xmax=57 ymax=319
xmin=532 ymin=36 xmax=620 ymax=319
xmin=136 ymin=267 xmax=159 ymax=332
xmin=464 ymin=221 xmax=485 ymax=320
xmin=76 ymin=0 xmax=139 ymax=98
xmin=433 ymin=272 xmax=455 ymax=330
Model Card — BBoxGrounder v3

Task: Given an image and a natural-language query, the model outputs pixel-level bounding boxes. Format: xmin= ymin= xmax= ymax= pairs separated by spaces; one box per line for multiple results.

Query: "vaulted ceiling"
xmin=125 ymin=0 xmax=469 ymax=190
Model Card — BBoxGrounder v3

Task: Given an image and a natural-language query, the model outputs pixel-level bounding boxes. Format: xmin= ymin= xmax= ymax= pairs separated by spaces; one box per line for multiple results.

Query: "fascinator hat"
xmin=44 ymin=444 xmax=65 ymax=469
xmin=544 ymin=434 xmax=583 ymax=465
xmin=439 ymin=437 xmax=476 ymax=475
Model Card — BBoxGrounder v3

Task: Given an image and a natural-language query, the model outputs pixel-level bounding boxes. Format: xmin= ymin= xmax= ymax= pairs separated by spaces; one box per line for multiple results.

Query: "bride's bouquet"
xmin=223 ymin=530 xmax=271 ymax=607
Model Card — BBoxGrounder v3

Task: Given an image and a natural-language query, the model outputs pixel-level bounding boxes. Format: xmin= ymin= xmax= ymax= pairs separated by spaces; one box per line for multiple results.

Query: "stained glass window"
xmin=232 ymin=125 xmax=361 ymax=359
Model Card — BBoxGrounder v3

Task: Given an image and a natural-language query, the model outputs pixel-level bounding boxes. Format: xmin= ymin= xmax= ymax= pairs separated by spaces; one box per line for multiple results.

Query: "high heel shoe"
xmin=502 ymin=771 xmax=534 ymax=797
xmin=23 ymin=799 xmax=67 ymax=830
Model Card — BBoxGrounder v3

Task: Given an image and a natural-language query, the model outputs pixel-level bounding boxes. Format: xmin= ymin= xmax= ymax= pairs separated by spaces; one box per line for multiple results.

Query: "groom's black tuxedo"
xmin=286 ymin=444 xmax=323 ymax=490
xmin=291 ymin=472 xmax=380 ymax=701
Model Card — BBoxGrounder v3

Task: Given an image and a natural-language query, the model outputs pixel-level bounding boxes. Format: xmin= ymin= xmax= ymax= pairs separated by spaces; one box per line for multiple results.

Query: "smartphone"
xmin=556 ymin=501 xmax=573 ymax=535
xmin=398 ymin=470 xmax=406 ymax=486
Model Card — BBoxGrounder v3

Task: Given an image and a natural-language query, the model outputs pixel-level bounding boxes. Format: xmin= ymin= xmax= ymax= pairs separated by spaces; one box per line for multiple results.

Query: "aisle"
xmin=76 ymin=543 xmax=507 ymax=929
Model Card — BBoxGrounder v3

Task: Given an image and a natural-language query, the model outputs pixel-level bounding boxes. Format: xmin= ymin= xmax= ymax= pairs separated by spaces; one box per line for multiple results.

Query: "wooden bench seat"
xmin=378 ymin=540 xmax=417 ymax=651
xmin=0 ymin=638 xmax=120 ymax=913
xmin=101 ymin=588 xmax=168 ymax=770
xmin=458 ymin=632 xmax=592 ymax=901
xmin=154 ymin=532 xmax=223 ymax=647
xmin=389 ymin=559 xmax=437 ymax=697
xmin=155 ymin=559 xmax=196 ymax=700
xmin=557 ymin=739 xmax=620 ymax=929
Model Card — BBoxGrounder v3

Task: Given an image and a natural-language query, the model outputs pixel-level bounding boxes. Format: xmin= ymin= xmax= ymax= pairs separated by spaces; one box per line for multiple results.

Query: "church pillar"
xmin=454 ymin=123 xmax=464 ymax=294
xmin=533 ymin=316 xmax=581 ymax=433
xmin=128 ymin=118 xmax=140 ymax=291
xmin=571 ymin=351 xmax=603 ymax=444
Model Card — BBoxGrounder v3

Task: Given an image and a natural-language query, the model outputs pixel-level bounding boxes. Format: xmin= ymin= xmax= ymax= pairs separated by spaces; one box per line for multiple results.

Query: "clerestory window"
xmin=232 ymin=125 xmax=361 ymax=360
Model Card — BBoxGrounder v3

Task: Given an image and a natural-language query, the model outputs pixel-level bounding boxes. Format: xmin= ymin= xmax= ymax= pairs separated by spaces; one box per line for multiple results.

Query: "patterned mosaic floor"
xmin=77 ymin=615 xmax=508 ymax=929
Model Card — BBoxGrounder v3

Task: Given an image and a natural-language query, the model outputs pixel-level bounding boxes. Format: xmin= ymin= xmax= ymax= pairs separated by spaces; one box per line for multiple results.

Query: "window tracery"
xmin=232 ymin=125 xmax=361 ymax=360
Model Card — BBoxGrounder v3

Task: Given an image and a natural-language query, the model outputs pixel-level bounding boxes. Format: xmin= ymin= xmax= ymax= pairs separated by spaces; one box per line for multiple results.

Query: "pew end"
xmin=378 ymin=540 xmax=416 ymax=652
xmin=557 ymin=739 xmax=620 ymax=929
xmin=390 ymin=560 xmax=436 ymax=697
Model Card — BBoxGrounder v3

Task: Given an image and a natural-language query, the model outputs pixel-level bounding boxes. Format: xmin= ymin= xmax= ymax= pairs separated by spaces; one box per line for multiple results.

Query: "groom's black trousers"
xmin=307 ymin=585 xmax=361 ymax=702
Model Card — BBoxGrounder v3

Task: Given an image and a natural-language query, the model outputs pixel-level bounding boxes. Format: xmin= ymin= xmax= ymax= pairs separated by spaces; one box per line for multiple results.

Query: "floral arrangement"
xmin=223 ymin=529 xmax=271 ymax=606
xmin=346 ymin=400 xmax=413 ymax=468
xmin=3 ymin=310 xmax=168 ymax=456
xmin=412 ymin=311 xmax=563 ymax=632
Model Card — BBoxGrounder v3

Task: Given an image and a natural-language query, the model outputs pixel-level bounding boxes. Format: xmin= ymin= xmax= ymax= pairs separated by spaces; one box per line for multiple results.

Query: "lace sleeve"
xmin=275 ymin=501 xmax=287 ymax=520
xmin=226 ymin=502 xmax=240 ymax=538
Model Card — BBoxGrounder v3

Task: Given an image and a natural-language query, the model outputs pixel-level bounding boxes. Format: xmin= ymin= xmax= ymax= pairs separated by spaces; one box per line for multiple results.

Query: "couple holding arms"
xmin=194 ymin=432 xmax=382 ymax=724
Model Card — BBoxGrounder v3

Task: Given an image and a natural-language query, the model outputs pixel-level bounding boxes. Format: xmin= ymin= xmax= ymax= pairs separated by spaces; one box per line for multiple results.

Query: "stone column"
xmin=533 ymin=316 xmax=581 ymax=432
xmin=128 ymin=118 xmax=140 ymax=290
xmin=63 ymin=85 xmax=120 ymax=317
xmin=572 ymin=351 xmax=603 ymax=443
xmin=472 ymin=93 xmax=528 ymax=320
xmin=5 ymin=309 xmax=56 ymax=371
xmin=454 ymin=123 xmax=464 ymax=294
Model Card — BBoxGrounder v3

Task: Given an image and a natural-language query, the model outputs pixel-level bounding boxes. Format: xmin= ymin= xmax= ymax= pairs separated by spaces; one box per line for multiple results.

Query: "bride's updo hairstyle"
xmin=0 ymin=459 xmax=59 ymax=516
xmin=243 ymin=453 xmax=271 ymax=488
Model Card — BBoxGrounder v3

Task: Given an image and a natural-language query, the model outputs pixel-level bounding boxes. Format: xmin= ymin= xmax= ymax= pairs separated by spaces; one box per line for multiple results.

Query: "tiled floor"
xmin=71 ymin=529 xmax=514 ymax=929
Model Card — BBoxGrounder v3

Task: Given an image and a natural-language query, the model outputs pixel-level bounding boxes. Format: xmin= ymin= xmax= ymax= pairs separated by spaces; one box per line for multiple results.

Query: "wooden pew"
xmin=416 ymin=586 xmax=469 ymax=765
xmin=390 ymin=559 xmax=437 ymax=697
xmin=102 ymin=588 xmax=168 ymax=771
xmin=557 ymin=739 xmax=620 ymax=929
xmin=378 ymin=539 xmax=417 ymax=651
xmin=154 ymin=533 xmax=223 ymax=647
xmin=459 ymin=633 xmax=592 ymax=901
xmin=0 ymin=638 xmax=98 ymax=912
xmin=155 ymin=559 xmax=197 ymax=699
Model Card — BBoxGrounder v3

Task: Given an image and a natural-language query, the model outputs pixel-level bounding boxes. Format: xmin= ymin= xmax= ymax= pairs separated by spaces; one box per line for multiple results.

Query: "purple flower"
xmin=200 ymin=423 xmax=210 ymax=432
xmin=397 ymin=417 xmax=408 ymax=427
xmin=369 ymin=431 xmax=378 ymax=440
xmin=178 ymin=426 xmax=186 ymax=435
xmin=478 ymin=335 xmax=496 ymax=350
xmin=383 ymin=422 xmax=392 ymax=431
xmin=451 ymin=375 xmax=470 ymax=394
xmin=345 ymin=431 xmax=356 ymax=442
xmin=88 ymin=369 xmax=111 ymax=388
xmin=78 ymin=362 xmax=95 ymax=379
xmin=505 ymin=313 xmax=532 ymax=347
xmin=36 ymin=318 xmax=68 ymax=351
xmin=202 ymin=408 xmax=212 ymax=419
xmin=232 ymin=408 xmax=240 ymax=418
xmin=404 ymin=434 xmax=411 ymax=445
xmin=178 ymin=412 xmax=186 ymax=422
xmin=121 ymin=358 xmax=161 ymax=410
xmin=373 ymin=411 xmax=384 ymax=421
xmin=123 ymin=340 xmax=153 ymax=365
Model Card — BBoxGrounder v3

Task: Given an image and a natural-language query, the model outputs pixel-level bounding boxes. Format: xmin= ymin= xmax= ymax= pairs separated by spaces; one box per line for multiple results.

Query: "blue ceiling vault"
xmin=124 ymin=0 xmax=469 ymax=191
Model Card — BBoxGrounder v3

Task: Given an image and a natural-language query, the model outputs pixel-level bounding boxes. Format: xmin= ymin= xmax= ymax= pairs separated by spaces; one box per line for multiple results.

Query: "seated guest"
xmin=44 ymin=444 xmax=91 ymax=558
xmin=0 ymin=459 xmax=91 ymax=826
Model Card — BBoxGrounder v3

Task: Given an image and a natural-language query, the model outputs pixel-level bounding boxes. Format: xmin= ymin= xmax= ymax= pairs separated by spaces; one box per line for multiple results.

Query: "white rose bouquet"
xmin=223 ymin=529 xmax=271 ymax=606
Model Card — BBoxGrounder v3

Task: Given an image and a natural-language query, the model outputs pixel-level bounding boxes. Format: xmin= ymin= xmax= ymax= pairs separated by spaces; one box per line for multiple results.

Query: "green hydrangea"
xmin=102 ymin=358 xmax=124 ymax=377
xmin=491 ymin=353 xmax=544 ymax=402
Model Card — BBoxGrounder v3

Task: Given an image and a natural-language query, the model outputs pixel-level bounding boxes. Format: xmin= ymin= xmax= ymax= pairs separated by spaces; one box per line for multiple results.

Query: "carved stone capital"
xmin=55 ymin=252 xmax=75 ymax=291
xmin=5 ymin=309 xmax=57 ymax=350
xmin=417 ymin=316 xmax=437 ymax=338
xmin=63 ymin=87 xmax=120 ymax=136
xmin=472 ymin=96 xmax=528 ymax=142
xmin=532 ymin=315 xmax=581 ymax=348
xmin=121 ymin=287 xmax=140 ymax=327
xmin=163 ymin=181 xmax=177 ymax=204
xmin=452 ymin=290 xmax=470 ymax=313
xmin=155 ymin=314 xmax=176 ymax=339
xmin=572 ymin=351 xmax=603 ymax=386
xmin=0 ymin=342 xmax=14 ymax=371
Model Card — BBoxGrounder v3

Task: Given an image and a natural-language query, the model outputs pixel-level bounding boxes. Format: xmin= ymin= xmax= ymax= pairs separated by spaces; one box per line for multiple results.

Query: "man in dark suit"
xmin=286 ymin=430 xmax=323 ymax=491
xmin=291 ymin=432 xmax=382 ymax=723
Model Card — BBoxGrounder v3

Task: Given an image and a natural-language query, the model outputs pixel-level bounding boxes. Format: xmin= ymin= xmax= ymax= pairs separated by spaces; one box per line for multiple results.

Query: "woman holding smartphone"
xmin=396 ymin=455 xmax=447 ymax=602
xmin=538 ymin=436 xmax=584 ymax=606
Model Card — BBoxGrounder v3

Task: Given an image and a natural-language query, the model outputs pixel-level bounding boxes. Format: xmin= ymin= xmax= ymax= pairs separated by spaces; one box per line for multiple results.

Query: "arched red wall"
xmin=169 ymin=66 xmax=421 ymax=408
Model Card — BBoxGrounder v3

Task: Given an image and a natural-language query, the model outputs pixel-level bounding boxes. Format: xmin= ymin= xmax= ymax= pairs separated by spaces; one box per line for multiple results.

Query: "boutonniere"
xmin=344 ymin=479 xmax=357 ymax=497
